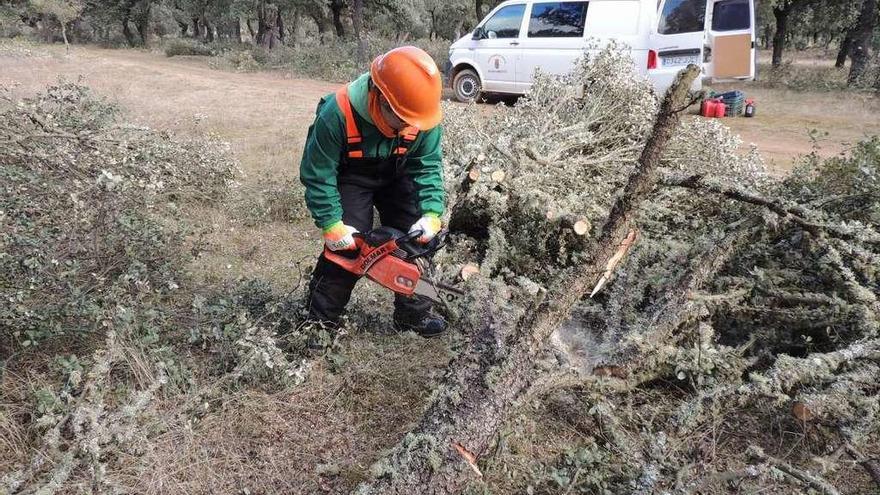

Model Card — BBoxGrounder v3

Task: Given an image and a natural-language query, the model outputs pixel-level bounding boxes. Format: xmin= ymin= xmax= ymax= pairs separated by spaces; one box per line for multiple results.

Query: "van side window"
xmin=482 ymin=4 xmax=527 ymax=38
xmin=712 ymin=0 xmax=750 ymax=31
xmin=527 ymin=2 xmax=589 ymax=38
xmin=658 ymin=0 xmax=706 ymax=34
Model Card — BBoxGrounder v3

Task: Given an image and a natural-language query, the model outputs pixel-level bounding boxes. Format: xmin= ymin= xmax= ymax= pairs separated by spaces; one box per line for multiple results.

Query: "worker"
xmin=299 ymin=46 xmax=447 ymax=338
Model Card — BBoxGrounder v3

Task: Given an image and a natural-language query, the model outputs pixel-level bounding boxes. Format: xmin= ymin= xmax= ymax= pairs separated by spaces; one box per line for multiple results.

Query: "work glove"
xmin=409 ymin=213 xmax=442 ymax=244
xmin=323 ymin=221 xmax=359 ymax=251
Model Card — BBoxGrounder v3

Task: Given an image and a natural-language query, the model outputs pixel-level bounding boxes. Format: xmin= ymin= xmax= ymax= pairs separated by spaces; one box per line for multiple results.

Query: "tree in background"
xmin=8 ymin=0 xmax=491 ymax=49
xmin=847 ymin=0 xmax=878 ymax=84
xmin=769 ymin=0 xmax=812 ymax=67
xmin=424 ymin=0 xmax=469 ymax=40
xmin=30 ymin=0 xmax=83 ymax=49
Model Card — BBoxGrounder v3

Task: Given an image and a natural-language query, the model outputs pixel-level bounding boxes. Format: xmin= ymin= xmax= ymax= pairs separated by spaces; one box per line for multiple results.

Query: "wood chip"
xmin=573 ymin=219 xmax=590 ymax=236
xmin=467 ymin=167 xmax=481 ymax=181
xmin=792 ymin=401 xmax=815 ymax=422
xmin=460 ymin=263 xmax=480 ymax=281
xmin=452 ymin=441 xmax=483 ymax=478
xmin=592 ymin=365 xmax=627 ymax=378
xmin=490 ymin=170 xmax=506 ymax=182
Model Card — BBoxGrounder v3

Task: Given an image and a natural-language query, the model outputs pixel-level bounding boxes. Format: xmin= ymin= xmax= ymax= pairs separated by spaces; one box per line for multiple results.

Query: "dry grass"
xmin=104 ymin=331 xmax=451 ymax=494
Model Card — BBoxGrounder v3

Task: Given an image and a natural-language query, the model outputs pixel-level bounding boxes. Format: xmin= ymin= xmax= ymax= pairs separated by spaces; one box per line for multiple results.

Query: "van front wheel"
xmin=453 ymin=69 xmax=481 ymax=103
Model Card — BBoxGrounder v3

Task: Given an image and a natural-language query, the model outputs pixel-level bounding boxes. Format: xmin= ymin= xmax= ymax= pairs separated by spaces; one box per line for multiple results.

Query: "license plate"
xmin=662 ymin=55 xmax=699 ymax=67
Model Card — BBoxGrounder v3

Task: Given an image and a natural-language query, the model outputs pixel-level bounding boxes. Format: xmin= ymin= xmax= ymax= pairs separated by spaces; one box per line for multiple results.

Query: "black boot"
xmin=393 ymin=311 xmax=448 ymax=338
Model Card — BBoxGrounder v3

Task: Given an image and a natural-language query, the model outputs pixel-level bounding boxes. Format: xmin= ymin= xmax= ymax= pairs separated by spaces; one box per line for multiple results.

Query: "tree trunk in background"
xmin=848 ymin=0 xmax=877 ymax=85
xmin=246 ymin=18 xmax=256 ymax=38
xmin=257 ymin=1 xmax=280 ymax=48
xmin=836 ymin=31 xmax=852 ymax=68
xmin=135 ymin=15 xmax=150 ymax=46
xmin=330 ymin=0 xmax=345 ymax=38
xmin=61 ymin=22 xmax=69 ymax=53
xmin=475 ymin=0 xmax=483 ymax=22
xmin=276 ymin=8 xmax=284 ymax=43
xmin=289 ymin=9 xmax=299 ymax=46
xmin=203 ymin=17 xmax=214 ymax=42
xmin=122 ymin=16 xmax=137 ymax=47
xmin=192 ymin=17 xmax=200 ymax=39
xmin=310 ymin=13 xmax=326 ymax=34
xmin=771 ymin=1 xmax=790 ymax=67
xmin=177 ymin=19 xmax=188 ymax=36
xmin=352 ymin=0 xmax=366 ymax=65
xmin=40 ymin=17 xmax=51 ymax=42
xmin=233 ymin=18 xmax=241 ymax=42
xmin=353 ymin=65 xmax=701 ymax=495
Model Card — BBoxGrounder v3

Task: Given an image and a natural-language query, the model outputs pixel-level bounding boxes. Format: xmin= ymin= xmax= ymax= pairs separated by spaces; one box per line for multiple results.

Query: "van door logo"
xmin=487 ymin=54 xmax=507 ymax=73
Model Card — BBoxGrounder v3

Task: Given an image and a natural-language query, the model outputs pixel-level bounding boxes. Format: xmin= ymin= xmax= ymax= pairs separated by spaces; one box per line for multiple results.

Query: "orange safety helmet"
xmin=370 ymin=46 xmax=443 ymax=130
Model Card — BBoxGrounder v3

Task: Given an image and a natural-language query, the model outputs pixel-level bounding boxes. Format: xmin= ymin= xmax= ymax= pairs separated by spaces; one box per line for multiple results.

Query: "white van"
xmin=446 ymin=0 xmax=756 ymax=102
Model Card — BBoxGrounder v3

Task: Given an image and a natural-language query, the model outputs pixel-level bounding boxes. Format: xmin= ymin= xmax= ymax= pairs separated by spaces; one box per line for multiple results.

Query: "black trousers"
xmin=306 ymin=167 xmax=432 ymax=324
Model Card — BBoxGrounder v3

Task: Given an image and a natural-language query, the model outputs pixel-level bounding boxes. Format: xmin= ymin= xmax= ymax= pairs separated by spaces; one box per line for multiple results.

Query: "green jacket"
xmin=299 ymin=73 xmax=445 ymax=229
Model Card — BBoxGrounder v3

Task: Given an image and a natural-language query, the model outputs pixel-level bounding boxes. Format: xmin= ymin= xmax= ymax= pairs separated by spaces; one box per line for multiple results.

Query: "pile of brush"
xmin=354 ymin=47 xmax=880 ymax=494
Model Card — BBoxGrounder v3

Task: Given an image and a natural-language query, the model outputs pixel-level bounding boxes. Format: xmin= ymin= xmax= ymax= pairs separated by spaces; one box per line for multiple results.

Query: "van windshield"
xmin=658 ymin=0 xmax=706 ymax=34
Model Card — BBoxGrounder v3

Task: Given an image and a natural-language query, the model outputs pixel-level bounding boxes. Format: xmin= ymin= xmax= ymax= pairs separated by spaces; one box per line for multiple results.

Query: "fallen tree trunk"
xmin=353 ymin=65 xmax=701 ymax=495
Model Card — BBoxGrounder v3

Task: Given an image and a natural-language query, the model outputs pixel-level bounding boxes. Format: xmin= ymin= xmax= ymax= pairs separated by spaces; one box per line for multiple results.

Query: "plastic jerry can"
xmin=701 ymin=99 xmax=723 ymax=118
xmin=701 ymin=99 xmax=716 ymax=117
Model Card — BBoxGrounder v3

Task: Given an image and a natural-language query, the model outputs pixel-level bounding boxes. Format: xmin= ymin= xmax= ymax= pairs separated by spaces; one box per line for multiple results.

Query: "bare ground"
xmin=3 ymin=43 xmax=879 ymax=494
xmin=707 ymin=83 xmax=880 ymax=172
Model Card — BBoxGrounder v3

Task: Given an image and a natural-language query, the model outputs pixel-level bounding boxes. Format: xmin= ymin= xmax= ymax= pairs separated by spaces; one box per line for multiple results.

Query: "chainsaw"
xmin=323 ymin=226 xmax=464 ymax=305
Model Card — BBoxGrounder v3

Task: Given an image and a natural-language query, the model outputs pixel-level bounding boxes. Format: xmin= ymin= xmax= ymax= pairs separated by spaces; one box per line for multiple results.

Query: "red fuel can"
xmin=701 ymin=99 xmax=712 ymax=117
xmin=701 ymin=98 xmax=725 ymax=118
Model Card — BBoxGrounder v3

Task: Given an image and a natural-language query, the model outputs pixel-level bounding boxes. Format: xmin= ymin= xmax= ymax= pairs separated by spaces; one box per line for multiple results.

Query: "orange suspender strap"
xmin=335 ymin=86 xmax=418 ymax=159
xmin=334 ymin=86 xmax=364 ymax=158
xmin=394 ymin=126 xmax=419 ymax=156
xmin=401 ymin=126 xmax=418 ymax=142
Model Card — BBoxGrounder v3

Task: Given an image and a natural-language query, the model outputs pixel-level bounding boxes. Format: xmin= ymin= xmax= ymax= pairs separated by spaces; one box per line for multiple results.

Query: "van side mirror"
xmin=472 ymin=27 xmax=485 ymax=40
